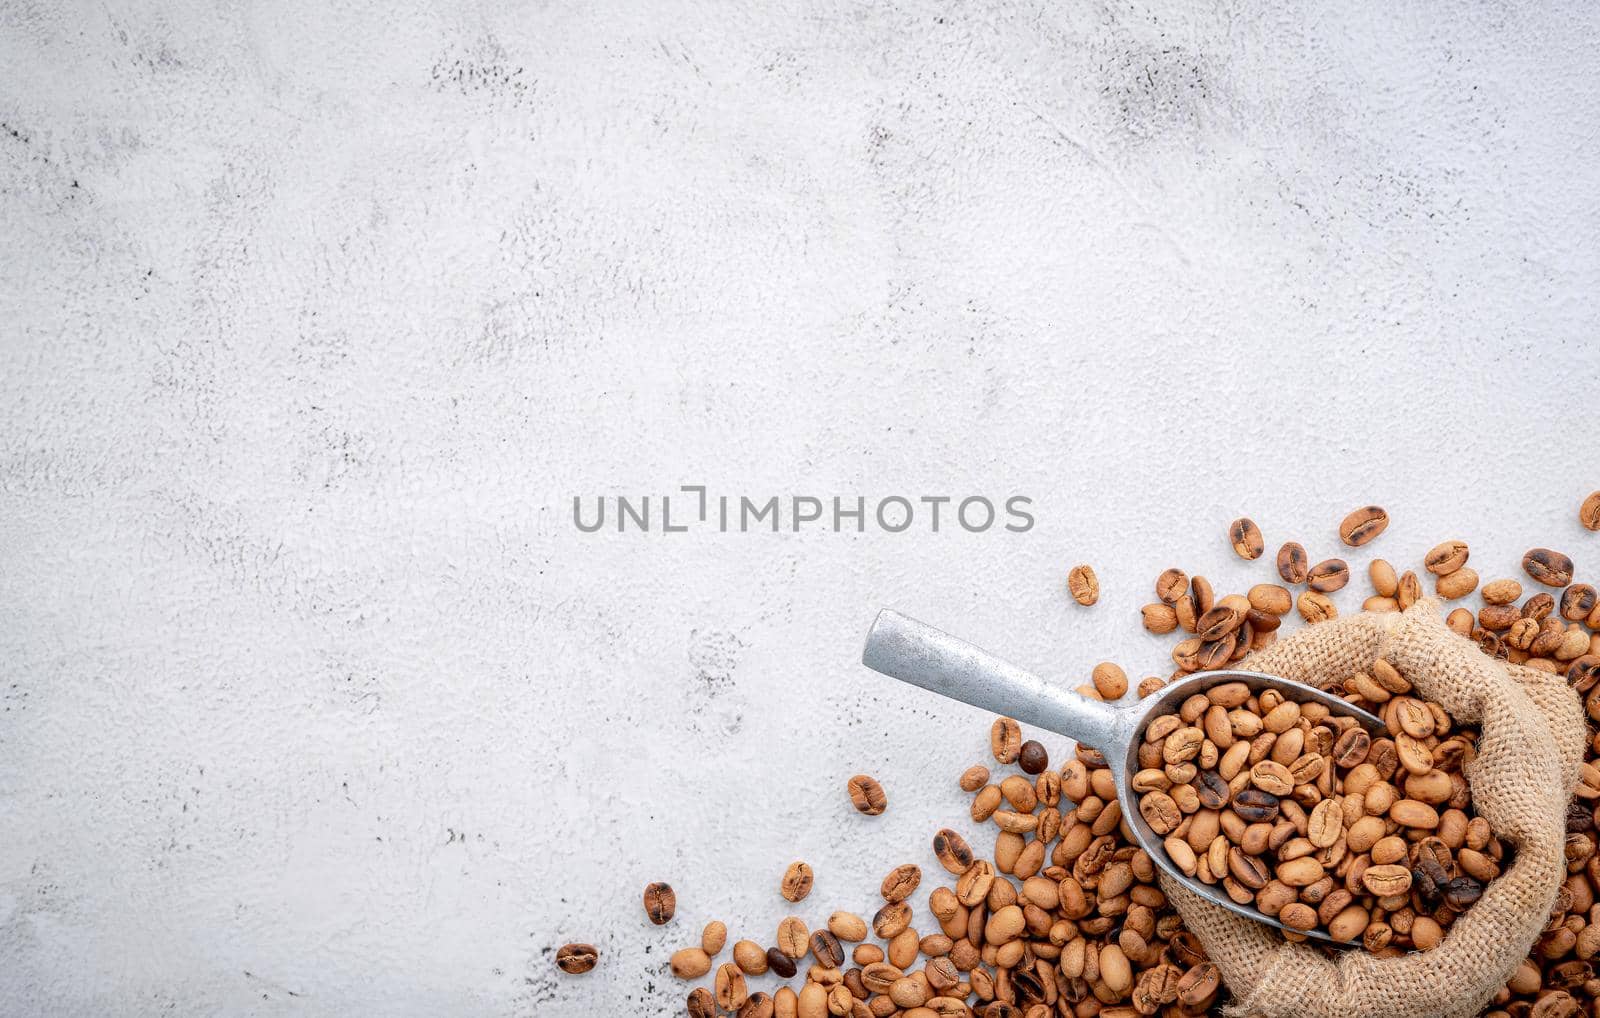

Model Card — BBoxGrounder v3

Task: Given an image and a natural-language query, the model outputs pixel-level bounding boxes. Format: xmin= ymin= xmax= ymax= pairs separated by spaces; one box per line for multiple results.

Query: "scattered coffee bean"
xmin=671 ymin=947 xmax=712 ymax=979
xmin=808 ymin=929 xmax=843 ymax=967
xmin=880 ymin=864 xmax=921 ymax=903
xmin=1068 ymin=564 xmax=1099 ymax=605
xmin=1307 ymin=558 xmax=1350 ymax=593
xmin=780 ymin=861 xmax=813 ymax=902
xmin=1339 ymin=505 xmax=1389 ymax=546
xmin=644 ymin=882 xmax=676 ymax=925
xmin=764 ymin=946 xmax=796 ymax=978
xmin=701 ymin=920 xmax=727 ymax=956
xmin=1230 ymin=518 xmax=1265 ymax=560
xmin=556 ymin=943 xmax=598 ymax=974
xmin=1277 ymin=541 xmax=1309 ymax=584
xmin=1091 ymin=661 xmax=1128 ymax=700
xmin=1582 ymin=491 xmax=1600 ymax=531
xmin=1524 ymin=547 xmax=1575 ymax=587
xmin=1017 ymin=740 xmax=1048 ymax=774
xmin=846 ymin=774 xmax=887 ymax=816
xmin=1561 ymin=584 xmax=1596 ymax=622
xmin=1425 ymin=540 xmax=1470 ymax=575
xmin=957 ymin=764 xmax=989 ymax=792
xmin=687 ymin=987 xmax=717 ymax=1018
xmin=714 ymin=962 xmax=748 ymax=1010
xmin=990 ymin=717 xmax=1021 ymax=764
xmin=1482 ymin=578 xmax=1523 ymax=605
xmin=1156 ymin=568 xmax=1189 ymax=604
xmin=1437 ymin=567 xmax=1479 ymax=600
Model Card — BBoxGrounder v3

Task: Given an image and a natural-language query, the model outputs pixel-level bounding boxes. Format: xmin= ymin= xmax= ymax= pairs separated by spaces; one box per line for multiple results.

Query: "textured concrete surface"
xmin=4 ymin=1 xmax=1600 ymax=1015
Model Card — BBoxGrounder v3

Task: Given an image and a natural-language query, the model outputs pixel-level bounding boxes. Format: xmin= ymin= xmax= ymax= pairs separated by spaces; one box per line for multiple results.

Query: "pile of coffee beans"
xmin=1133 ymin=673 xmax=1506 ymax=950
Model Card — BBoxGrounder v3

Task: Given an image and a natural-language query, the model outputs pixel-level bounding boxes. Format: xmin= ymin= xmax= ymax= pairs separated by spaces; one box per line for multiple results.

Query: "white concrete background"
xmin=4 ymin=1 xmax=1600 ymax=1015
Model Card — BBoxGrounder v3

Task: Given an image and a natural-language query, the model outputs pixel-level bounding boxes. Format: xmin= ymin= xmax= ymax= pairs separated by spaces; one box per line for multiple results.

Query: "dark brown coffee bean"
xmin=1156 ymin=568 xmax=1189 ymax=605
xmin=556 ymin=943 xmax=599 ymax=974
xmin=1582 ymin=491 xmax=1600 ymax=531
xmin=1561 ymin=584 xmax=1597 ymax=621
xmin=1307 ymin=559 xmax=1350 ymax=593
xmin=1277 ymin=542 xmax=1309 ymax=584
xmin=644 ymin=883 xmax=676 ymax=925
xmin=1230 ymin=518 xmax=1264 ymax=560
xmin=1233 ymin=788 xmax=1280 ymax=822
xmin=1197 ymin=605 xmax=1244 ymax=641
xmin=1525 ymin=548 xmax=1575 ymax=587
xmin=1339 ymin=505 xmax=1389 ymax=546
xmin=847 ymin=774 xmax=887 ymax=816
xmin=1567 ymin=799 xmax=1595 ymax=833
xmin=1568 ymin=656 xmax=1600 ymax=694
xmin=1196 ymin=770 xmax=1230 ymax=809
xmin=982 ymin=1003 xmax=1023 ymax=1018
xmin=933 ymin=829 xmax=974 ymax=875
xmin=1442 ymin=876 xmax=1483 ymax=910
xmin=765 ymin=947 xmax=796 ymax=978
xmin=1018 ymin=740 xmax=1049 ymax=774
xmin=1227 ymin=846 xmax=1270 ymax=889
xmin=809 ymin=929 xmax=843 ymax=967
xmin=687 ymin=987 xmax=717 ymax=1018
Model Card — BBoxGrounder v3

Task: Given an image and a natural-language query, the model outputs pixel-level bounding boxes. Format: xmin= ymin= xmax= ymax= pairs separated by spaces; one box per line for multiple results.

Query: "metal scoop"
xmin=861 ymin=608 xmax=1386 ymax=945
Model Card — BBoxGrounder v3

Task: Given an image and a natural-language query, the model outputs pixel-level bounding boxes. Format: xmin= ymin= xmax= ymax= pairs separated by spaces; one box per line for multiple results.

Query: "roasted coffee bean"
xmin=1018 ymin=740 xmax=1048 ymax=774
xmin=1443 ymin=876 xmax=1484 ymax=910
xmin=1583 ymin=491 xmax=1600 ymax=531
xmin=687 ymin=987 xmax=717 ymax=1018
xmin=1151 ymin=568 xmax=1187 ymax=606
xmin=1142 ymin=602 xmax=1179 ymax=633
xmin=714 ymin=963 xmax=748 ymax=1010
xmin=1339 ymin=505 xmax=1389 ymax=546
xmin=1437 ymin=567 xmax=1479 ymax=600
xmin=1426 ymin=540 xmax=1470 ymax=575
xmin=1068 ymin=564 xmax=1099 ymax=605
xmin=880 ymin=864 xmax=921 ymax=902
xmin=1525 ymin=548 xmax=1576 ymax=587
xmin=737 ymin=992 xmax=773 ymax=1018
xmin=732 ymin=939 xmax=768 ymax=975
xmin=1307 ymin=559 xmax=1350 ymax=593
xmin=1483 ymin=578 xmax=1523 ymax=605
xmin=1091 ymin=662 xmax=1128 ymax=700
xmin=1230 ymin=518 xmax=1265 ymax=560
xmin=780 ymin=861 xmax=813 ymax=902
xmin=1525 ymin=592 xmax=1557 ymax=620
xmin=1562 ymin=585 xmax=1597 ymax=622
xmin=847 ymin=774 xmax=888 ymax=816
xmin=1278 ymin=542 xmax=1309 ymax=584
xmin=1298 ymin=590 xmax=1337 ymax=624
xmin=644 ymin=882 xmax=676 ymax=925
xmin=933 ymin=829 xmax=974 ymax=875
xmin=808 ymin=929 xmax=843 ymax=967
xmin=671 ymin=947 xmax=712 ymax=979
xmin=991 ymin=717 xmax=1022 ymax=764
xmin=1233 ymin=788 xmax=1280 ymax=822
xmin=556 ymin=943 xmax=598 ymax=974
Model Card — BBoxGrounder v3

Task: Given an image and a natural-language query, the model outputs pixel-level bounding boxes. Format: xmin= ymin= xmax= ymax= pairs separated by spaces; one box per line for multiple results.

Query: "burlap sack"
xmin=1161 ymin=598 xmax=1585 ymax=1018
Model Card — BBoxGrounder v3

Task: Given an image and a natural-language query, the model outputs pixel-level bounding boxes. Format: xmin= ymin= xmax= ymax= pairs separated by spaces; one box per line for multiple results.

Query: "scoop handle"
xmin=861 ymin=609 xmax=1120 ymax=747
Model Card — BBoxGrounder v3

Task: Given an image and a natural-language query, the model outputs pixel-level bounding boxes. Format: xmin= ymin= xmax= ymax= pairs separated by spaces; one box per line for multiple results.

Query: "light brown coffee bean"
xmin=698 ymin=920 xmax=727 ymax=956
xmin=1339 ymin=506 xmax=1389 ymax=547
xmin=1308 ymin=799 xmax=1343 ymax=848
xmin=1525 ymin=548 xmax=1575 ymax=587
xmin=671 ymin=947 xmax=712 ymax=979
xmin=847 ymin=775 xmax=887 ymax=816
xmin=1397 ymin=570 xmax=1422 ymax=610
xmin=1425 ymin=540 xmax=1470 ymax=575
xmin=880 ymin=864 xmax=921 ymax=903
xmin=733 ymin=939 xmax=769 ymax=975
xmin=1156 ymin=568 xmax=1189 ymax=604
xmin=958 ymin=764 xmax=989 ymax=792
xmin=1068 ymin=564 xmax=1099 ymax=605
xmin=1278 ymin=542 xmax=1309 ymax=584
xmin=644 ymin=882 xmax=676 ymax=925
xmin=990 ymin=717 xmax=1022 ymax=764
xmin=1248 ymin=584 xmax=1292 ymax=615
xmin=687 ymin=987 xmax=718 ymax=1018
xmin=1142 ymin=602 xmax=1178 ymax=633
xmin=1482 ymin=578 xmax=1523 ymax=605
xmin=1308 ymin=559 xmax=1350 ymax=593
xmin=776 ymin=916 xmax=809 ymax=958
xmin=1369 ymin=559 xmax=1399 ymax=597
xmin=1230 ymin=518 xmax=1265 ymax=560
xmin=781 ymin=861 xmax=813 ymax=902
xmin=1581 ymin=491 xmax=1600 ymax=530
xmin=826 ymin=912 xmax=868 ymax=943
xmin=715 ymin=963 xmax=749 ymax=1010
xmin=1361 ymin=864 xmax=1413 ymax=896
xmin=932 ymin=829 xmax=973 ymax=875
xmin=1437 ymin=567 xmax=1479 ymax=600
xmin=1298 ymin=591 xmax=1337 ymax=623
xmin=556 ymin=943 xmax=598 ymax=974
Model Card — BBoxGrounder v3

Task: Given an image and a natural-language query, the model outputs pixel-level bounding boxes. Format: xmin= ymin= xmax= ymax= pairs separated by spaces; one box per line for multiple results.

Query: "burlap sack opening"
xmin=1160 ymin=598 xmax=1585 ymax=1018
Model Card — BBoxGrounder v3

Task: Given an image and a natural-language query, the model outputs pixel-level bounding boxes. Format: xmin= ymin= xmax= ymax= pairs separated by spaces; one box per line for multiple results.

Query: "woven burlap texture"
xmin=1160 ymin=598 xmax=1585 ymax=1018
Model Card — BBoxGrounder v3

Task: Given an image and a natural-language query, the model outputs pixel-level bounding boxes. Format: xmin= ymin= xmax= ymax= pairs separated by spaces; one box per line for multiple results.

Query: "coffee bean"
xmin=1230 ymin=518 xmax=1264 ymax=560
xmin=644 ymin=882 xmax=676 ymax=925
xmin=1277 ymin=542 xmax=1309 ymax=584
xmin=715 ymin=963 xmax=749 ymax=1010
xmin=1436 ymin=567 xmax=1479 ymax=600
xmin=808 ymin=929 xmax=843 ymax=967
xmin=1483 ymin=578 xmax=1523 ymax=605
xmin=737 ymin=992 xmax=774 ymax=1018
xmin=880 ymin=864 xmax=921 ymax=903
xmin=990 ymin=717 xmax=1021 ymax=764
xmin=1307 ymin=559 xmax=1350 ymax=593
xmin=671 ymin=947 xmax=712 ymax=979
xmin=1091 ymin=662 xmax=1128 ymax=700
xmin=1562 ymin=584 xmax=1597 ymax=622
xmin=732 ymin=939 xmax=768 ymax=975
xmin=1583 ymin=491 xmax=1600 ymax=531
xmin=1525 ymin=548 xmax=1576 ymax=587
xmin=775 ymin=916 xmax=808 ymax=958
xmin=847 ymin=774 xmax=887 ymax=816
xmin=687 ymin=987 xmax=717 ymax=1018
xmin=933 ymin=829 xmax=974 ymax=875
xmin=1068 ymin=564 xmax=1099 ymax=605
xmin=780 ymin=861 xmax=813 ymax=902
xmin=765 ymin=947 xmax=796 ymax=978
xmin=1425 ymin=540 xmax=1470 ymax=575
xmin=1443 ymin=875 xmax=1484 ymax=910
xmin=556 ymin=943 xmax=598 ymax=974
xmin=1339 ymin=505 xmax=1389 ymax=546
xmin=1233 ymin=788 xmax=1280 ymax=822
xmin=1297 ymin=590 xmax=1337 ymax=624
xmin=1156 ymin=568 xmax=1188 ymax=604
xmin=1142 ymin=602 xmax=1178 ymax=633
xmin=1017 ymin=740 xmax=1048 ymax=774
xmin=1196 ymin=605 xmax=1244 ymax=642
